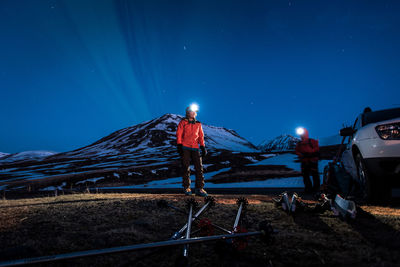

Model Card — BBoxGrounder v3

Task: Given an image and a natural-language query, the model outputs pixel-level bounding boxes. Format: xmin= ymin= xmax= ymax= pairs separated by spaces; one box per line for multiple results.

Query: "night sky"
xmin=1 ymin=0 xmax=400 ymax=153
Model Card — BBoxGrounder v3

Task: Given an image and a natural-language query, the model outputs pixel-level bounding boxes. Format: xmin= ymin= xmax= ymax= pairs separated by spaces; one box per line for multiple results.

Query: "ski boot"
xmin=184 ymin=188 xmax=192 ymax=196
xmin=195 ymin=188 xmax=208 ymax=197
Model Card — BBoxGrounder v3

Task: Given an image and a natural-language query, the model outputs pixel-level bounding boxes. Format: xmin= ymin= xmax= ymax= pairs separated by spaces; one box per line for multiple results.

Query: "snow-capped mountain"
xmin=55 ymin=113 xmax=258 ymax=158
xmin=0 ymin=114 xmax=261 ymax=188
xmin=202 ymin=122 xmax=258 ymax=152
xmin=258 ymin=134 xmax=299 ymax=152
xmin=0 ymin=151 xmax=57 ymax=163
xmin=0 ymin=152 xmax=9 ymax=159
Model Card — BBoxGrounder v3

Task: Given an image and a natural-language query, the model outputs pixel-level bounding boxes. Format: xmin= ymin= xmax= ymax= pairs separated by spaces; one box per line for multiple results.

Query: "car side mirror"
xmin=340 ymin=127 xmax=355 ymax=137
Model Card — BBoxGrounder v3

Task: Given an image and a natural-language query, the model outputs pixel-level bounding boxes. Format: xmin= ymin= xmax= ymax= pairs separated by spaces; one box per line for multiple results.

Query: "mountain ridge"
xmin=258 ymin=134 xmax=300 ymax=152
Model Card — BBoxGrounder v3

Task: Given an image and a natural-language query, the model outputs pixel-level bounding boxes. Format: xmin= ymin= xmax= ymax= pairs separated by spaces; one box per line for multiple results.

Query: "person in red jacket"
xmin=295 ymin=127 xmax=320 ymax=193
xmin=176 ymin=105 xmax=208 ymax=196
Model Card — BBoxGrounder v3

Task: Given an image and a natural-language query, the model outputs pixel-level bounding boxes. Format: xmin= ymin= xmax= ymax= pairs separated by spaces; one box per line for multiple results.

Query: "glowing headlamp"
xmin=296 ymin=127 xmax=305 ymax=136
xmin=189 ymin=103 xmax=199 ymax=112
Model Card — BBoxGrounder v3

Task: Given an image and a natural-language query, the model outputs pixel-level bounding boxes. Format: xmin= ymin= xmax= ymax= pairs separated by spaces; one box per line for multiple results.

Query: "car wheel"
xmin=355 ymin=153 xmax=372 ymax=201
xmin=355 ymin=153 xmax=390 ymax=203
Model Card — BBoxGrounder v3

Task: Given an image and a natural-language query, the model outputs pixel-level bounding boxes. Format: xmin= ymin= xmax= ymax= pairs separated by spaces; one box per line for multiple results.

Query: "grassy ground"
xmin=0 ymin=193 xmax=399 ymax=267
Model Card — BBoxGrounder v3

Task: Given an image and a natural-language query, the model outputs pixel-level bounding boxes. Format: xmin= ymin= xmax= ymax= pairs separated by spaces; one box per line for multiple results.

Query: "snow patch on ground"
xmin=202 ymin=164 xmax=214 ymax=168
xmin=249 ymin=153 xmax=300 ymax=170
xmin=261 ymin=154 xmax=276 ymax=158
xmin=245 ymin=156 xmax=259 ymax=163
xmin=128 ymin=172 xmax=142 ymax=176
xmin=40 ymin=182 xmax=66 ymax=191
xmin=76 ymin=177 xmax=104 ymax=184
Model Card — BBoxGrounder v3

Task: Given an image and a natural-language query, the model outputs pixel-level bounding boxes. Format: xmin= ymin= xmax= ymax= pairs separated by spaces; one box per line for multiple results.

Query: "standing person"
xmin=295 ymin=127 xmax=320 ymax=193
xmin=176 ymin=104 xmax=208 ymax=196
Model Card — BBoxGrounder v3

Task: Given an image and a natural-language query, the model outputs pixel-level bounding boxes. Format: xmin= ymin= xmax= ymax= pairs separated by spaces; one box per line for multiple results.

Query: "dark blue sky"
xmin=1 ymin=0 xmax=400 ymax=153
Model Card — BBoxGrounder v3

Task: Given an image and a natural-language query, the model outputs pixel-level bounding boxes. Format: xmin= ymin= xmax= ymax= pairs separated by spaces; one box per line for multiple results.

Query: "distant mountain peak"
xmin=258 ymin=134 xmax=299 ymax=152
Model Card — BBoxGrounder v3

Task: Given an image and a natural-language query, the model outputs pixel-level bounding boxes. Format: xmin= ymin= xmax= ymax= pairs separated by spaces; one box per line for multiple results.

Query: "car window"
xmin=363 ymin=108 xmax=400 ymax=126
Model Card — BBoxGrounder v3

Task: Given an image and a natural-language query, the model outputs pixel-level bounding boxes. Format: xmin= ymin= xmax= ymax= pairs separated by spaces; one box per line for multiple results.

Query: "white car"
xmin=341 ymin=107 xmax=400 ymax=201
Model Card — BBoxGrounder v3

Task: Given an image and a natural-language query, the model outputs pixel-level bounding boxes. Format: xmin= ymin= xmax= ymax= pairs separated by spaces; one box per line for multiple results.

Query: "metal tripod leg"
xmin=233 ymin=198 xmax=248 ymax=231
xmin=171 ymin=198 xmax=213 ymax=240
xmin=183 ymin=203 xmax=193 ymax=257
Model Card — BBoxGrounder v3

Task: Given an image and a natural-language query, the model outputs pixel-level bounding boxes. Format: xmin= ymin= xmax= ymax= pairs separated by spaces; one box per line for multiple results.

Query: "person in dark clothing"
xmin=176 ymin=104 xmax=208 ymax=196
xmin=295 ymin=127 xmax=320 ymax=193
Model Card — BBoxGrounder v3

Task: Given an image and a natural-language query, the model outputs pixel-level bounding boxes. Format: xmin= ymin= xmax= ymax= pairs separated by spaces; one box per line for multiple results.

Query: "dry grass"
xmin=0 ymin=193 xmax=399 ymax=267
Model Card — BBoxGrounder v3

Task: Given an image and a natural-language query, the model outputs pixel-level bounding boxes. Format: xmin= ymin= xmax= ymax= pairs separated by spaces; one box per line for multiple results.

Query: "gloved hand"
xmin=200 ymin=146 xmax=207 ymax=157
xmin=177 ymin=144 xmax=183 ymax=157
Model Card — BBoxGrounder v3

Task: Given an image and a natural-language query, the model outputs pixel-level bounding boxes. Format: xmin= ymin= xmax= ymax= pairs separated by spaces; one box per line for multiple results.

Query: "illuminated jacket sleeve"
xmin=176 ymin=120 xmax=184 ymax=145
xmin=199 ymin=123 xmax=205 ymax=147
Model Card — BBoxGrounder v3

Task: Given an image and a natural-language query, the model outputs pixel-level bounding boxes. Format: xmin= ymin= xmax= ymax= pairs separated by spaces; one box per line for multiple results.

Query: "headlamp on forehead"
xmin=189 ymin=103 xmax=199 ymax=112
xmin=296 ymin=127 xmax=305 ymax=136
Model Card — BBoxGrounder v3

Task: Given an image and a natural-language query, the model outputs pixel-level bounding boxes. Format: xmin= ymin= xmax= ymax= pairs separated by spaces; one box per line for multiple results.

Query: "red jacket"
xmin=295 ymin=129 xmax=319 ymax=163
xmin=295 ymin=138 xmax=319 ymax=163
xmin=176 ymin=118 xmax=205 ymax=149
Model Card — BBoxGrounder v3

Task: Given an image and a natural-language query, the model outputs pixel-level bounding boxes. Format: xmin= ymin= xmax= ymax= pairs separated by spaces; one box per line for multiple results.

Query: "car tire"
xmin=355 ymin=153 xmax=373 ymax=201
xmin=355 ymin=153 xmax=390 ymax=204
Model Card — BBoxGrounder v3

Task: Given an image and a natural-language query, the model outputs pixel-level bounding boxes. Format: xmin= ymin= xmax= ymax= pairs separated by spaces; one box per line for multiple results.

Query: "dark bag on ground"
xmin=322 ymin=162 xmax=353 ymax=196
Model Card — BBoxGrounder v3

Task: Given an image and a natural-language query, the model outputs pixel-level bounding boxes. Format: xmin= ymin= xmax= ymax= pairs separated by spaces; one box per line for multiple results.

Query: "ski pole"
xmin=171 ymin=197 xmax=215 ymax=240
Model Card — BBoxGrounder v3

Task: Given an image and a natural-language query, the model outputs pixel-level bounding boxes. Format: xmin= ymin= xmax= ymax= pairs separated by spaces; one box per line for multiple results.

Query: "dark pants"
xmin=182 ymin=149 xmax=204 ymax=189
xmin=301 ymin=161 xmax=320 ymax=192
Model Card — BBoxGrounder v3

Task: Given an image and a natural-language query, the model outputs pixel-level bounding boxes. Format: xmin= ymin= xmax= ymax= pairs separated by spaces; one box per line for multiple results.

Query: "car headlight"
xmin=375 ymin=123 xmax=400 ymax=140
